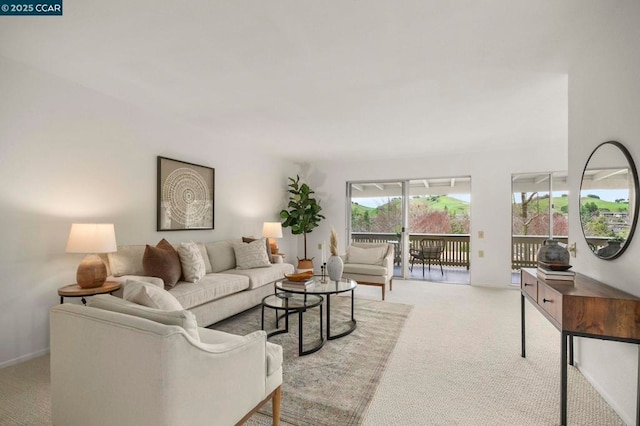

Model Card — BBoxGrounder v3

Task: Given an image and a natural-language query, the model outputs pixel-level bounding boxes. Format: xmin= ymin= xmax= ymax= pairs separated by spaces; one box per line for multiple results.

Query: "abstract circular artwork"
xmin=157 ymin=157 xmax=214 ymax=231
xmin=163 ymin=167 xmax=210 ymax=226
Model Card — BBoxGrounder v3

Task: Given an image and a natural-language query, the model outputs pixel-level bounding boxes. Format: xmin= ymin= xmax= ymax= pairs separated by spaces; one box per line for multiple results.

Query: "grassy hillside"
xmin=352 ymin=195 xmax=470 ymax=218
xmin=526 ymin=195 xmax=627 ymax=214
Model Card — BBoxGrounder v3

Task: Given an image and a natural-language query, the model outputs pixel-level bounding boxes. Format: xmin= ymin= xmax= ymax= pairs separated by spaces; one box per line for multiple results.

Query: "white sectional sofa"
xmin=103 ymin=239 xmax=294 ymax=326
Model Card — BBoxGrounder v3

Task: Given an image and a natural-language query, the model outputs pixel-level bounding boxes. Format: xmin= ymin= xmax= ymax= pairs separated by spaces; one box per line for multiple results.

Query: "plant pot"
xmin=327 ymin=255 xmax=344 ymax=281
xmin=297 ymin=259 xmax=314 ymax=271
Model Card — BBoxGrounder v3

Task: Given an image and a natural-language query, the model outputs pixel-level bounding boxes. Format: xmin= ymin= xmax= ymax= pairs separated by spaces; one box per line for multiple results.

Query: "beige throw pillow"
xmin=123 ymin=279 xmax=183 ymax=311
xmin=89 ymin=294 xmax=199 ymax=342
xmin=347 ymin=245 xmax=387 ymax=266
xmin=234 ymin=238 xmax=271 ymax=269
xmin=177 ymin=241 xmax=206 ymax=283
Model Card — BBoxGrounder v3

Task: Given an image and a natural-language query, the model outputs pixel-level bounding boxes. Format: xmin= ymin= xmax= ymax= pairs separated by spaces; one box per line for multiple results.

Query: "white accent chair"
xmin=341 ymin=242 xmax=394 ymax=300
xmin=50 ymin=296 xmax=282 ymax=426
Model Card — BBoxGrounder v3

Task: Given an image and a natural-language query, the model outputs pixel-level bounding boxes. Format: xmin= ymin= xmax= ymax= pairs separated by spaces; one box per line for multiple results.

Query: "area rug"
xmin=210 ymin=296 xmax=413 ymax=426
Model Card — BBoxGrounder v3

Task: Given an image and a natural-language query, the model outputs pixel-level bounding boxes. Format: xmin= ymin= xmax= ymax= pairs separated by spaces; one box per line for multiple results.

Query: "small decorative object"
xmin=280 ymin=175 xmax=325 ymax=270
xmin=66 ymin=223 xmax=118 ymax=288
xmin=326 ymin=228 xmax=344 ymax=282
xmin=157 ymin=156 xmax=214 ymax=231
xmin=536 ymin=239 xmax=570 ymax=267
xmin=284 ymin=271 xmax=314 ymax=282
xmin=320 ymin=262 xmax=328 ymax=283
xmin=262 ymin=222 xmax=283 ymax=254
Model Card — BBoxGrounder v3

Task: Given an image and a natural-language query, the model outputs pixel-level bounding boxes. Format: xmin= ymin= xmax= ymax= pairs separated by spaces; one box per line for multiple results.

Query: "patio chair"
xmin=409 ymin=237 xmax=445 ymax=276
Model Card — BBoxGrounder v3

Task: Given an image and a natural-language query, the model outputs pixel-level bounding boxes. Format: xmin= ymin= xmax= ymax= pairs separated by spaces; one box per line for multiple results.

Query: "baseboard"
xmin=575 ymin=361 xmax=634 ymax=426
xmin=0 ymin=347 xmax=49 ymax=369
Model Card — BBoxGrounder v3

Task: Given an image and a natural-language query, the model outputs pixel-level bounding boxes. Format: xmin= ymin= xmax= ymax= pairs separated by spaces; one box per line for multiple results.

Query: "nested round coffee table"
xmin=261 ymin=292 xmax=325 ymax=356
xmin=275 ymin=277 xmax=357 ymax=340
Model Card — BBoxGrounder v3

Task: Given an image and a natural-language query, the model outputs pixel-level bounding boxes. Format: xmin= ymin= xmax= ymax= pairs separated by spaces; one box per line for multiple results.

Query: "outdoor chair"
xmin=409 ymin=237 xmax=445 ymax=276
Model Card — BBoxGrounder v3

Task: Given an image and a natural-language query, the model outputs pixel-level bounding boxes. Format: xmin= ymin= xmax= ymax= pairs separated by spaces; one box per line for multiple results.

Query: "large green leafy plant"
xmin=280 ymin=175 xmax=325 ymax=264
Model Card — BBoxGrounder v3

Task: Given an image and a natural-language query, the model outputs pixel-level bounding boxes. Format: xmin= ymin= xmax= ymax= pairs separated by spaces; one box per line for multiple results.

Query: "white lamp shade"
xmin=66 ymin=223 xmax=117 ymax=254
xmin=262 ymin=222 xmax=283 ymax=239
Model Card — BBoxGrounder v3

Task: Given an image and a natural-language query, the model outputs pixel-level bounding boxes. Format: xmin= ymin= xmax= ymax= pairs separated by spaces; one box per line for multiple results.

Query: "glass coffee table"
xmin=275 ymin=277 xmax=357 ymax=340
xmin=261 ymin=292 xmax=325 ymax=356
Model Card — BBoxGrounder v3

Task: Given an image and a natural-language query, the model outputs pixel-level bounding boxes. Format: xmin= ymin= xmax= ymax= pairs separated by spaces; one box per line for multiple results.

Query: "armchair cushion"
xmin=88 ymin=294 xmax=200 ymax=342
xmin=343 ymin=263 xmax=388 ymax=276
xmin=347 ymin=245 xmax=387 ymax=265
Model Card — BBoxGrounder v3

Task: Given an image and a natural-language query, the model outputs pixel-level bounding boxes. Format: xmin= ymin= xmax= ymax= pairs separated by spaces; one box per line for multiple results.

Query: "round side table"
xmin=58 ymin=281 xmax=122 ymax=305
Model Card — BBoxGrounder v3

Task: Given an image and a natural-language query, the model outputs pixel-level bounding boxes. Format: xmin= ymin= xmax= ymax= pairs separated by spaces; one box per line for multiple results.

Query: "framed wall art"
xmin=157 ymin=156 xmax=215 ymax=231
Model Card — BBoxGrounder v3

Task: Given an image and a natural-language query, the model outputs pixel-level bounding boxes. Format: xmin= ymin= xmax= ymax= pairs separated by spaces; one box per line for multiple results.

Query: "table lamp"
xmin=66 ymin=223 xmax=117 ymax=288
xmin=262 ymin=222 xmax=283 ymax=255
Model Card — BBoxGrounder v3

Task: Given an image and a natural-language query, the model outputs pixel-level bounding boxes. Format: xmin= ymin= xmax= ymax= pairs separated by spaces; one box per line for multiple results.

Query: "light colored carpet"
xmin=357 ymin=280 xmax=624 ymax=425
xmin=0 ymin=281 xmax=626 ymax=425
xmin=212 ymin=296 xmax=412 ymax=426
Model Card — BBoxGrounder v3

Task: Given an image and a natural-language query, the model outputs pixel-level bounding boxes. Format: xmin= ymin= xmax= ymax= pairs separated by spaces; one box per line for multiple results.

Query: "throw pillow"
xmin=347 ymin=245 xmax=387 ymax=266
xmin=123 ymin=279 xmax=184 ymax=311
xmin=88 ymin=294 xmax=199 ymax=342
xmin=143 ymin=239 xmax=182 ymax=287
xmin=242 ymin=236 xmax=271 ymax=260
xmin=234 ymin=238 xmax=271 ymax=269
xmin=177 ymin=241 xmax=206 ymax=283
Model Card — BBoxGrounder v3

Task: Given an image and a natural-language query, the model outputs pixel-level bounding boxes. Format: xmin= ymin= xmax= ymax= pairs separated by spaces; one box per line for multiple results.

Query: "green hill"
xmin=352 ymin=195 xmax=470 ymax=217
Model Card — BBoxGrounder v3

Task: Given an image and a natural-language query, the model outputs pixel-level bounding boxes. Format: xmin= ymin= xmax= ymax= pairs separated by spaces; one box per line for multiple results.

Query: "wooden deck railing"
xmin=351 ymin=232 xmax=602 ymax=271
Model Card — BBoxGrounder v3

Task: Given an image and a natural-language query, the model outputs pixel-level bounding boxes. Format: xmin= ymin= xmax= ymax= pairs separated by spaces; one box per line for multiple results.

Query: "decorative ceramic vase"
xmin=326 ymin=255 xmax=344 ymax=281
xmin=536 ymin=239 xmax=570 ymax=265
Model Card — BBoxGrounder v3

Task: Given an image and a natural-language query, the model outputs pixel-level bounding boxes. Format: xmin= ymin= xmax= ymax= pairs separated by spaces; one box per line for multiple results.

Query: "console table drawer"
xmin=539 ymin=284 xmax=563 ymax=325
xmin=521 ymin=273 xmax=538 ymax=302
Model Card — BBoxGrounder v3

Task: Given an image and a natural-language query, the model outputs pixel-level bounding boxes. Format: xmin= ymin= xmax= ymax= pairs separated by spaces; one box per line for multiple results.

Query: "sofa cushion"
xmin=107 ymin=245 xmax=146 ymax=277
xmin=168 ymin=273 xmax=250 ymax=310
xmin=342 ymin=263 xmax=388 ymax=276
xmin=233 ymin=239 xmax=271 ymax=269
xmin=124 ymin=279 xmax=184 ymax=311
xmin=177 ymin=241 xmax=206 ymax=283
xmin=242 ymin=236 xmax=271 ymax=259
xmin=87 ymin=294 xmax=200 ymax=342
xmin=347 ymin=245 xmax=387 ymax=266
xmin=226 ymin=262 xmax=294 ymax=290
xmin=143 ymin=239 xmax=182 ymax=287
xmin=205 ymin=240 xmax=237 ymax=273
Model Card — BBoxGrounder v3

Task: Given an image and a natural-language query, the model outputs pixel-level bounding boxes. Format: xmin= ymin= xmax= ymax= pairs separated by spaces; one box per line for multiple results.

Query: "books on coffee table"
xmin=280 ymin=279 xmax=314 ymax=290
xmin=537 ymin=266 xmax=575 ymax=282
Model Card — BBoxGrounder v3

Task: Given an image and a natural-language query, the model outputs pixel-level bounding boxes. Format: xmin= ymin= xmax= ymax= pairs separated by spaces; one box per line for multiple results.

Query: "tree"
xmin=280 ymin=175 xmax=325 ymax=265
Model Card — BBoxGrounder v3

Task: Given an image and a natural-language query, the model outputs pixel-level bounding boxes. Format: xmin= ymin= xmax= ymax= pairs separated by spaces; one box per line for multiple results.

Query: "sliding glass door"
xmin=347 ymin=181 xmax=407 ymax=277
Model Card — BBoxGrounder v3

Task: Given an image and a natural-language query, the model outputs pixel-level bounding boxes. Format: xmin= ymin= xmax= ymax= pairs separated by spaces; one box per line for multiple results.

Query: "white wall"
xmin=0 ymin=57 xmax=295 ymax=367
xmin=568 ymin=3 xmax=640 ymax=424
xmin=303 ymin=143 xmax=568 ymax=287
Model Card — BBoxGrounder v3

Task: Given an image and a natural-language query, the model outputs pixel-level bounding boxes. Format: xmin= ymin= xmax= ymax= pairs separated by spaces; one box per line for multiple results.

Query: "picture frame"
xmin=157 ymin=156 xmax=215 ymax=231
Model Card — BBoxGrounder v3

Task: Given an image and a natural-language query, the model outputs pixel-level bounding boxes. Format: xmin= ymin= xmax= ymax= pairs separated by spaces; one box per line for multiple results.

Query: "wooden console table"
xmin=520 ymin=268 xmax=640 ymax=426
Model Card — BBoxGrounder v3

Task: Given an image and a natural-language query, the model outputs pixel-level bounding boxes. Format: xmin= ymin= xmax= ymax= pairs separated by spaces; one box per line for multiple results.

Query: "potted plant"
xmin=280 ymin=175 xmax=325 ymax=270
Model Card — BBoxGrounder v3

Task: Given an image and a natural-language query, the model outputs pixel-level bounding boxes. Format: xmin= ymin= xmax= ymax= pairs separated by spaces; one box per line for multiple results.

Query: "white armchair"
xmin=50 ymin=296 xmax=282 ymax=426
xmin=341 ymin=242 xmax=394 ymax=300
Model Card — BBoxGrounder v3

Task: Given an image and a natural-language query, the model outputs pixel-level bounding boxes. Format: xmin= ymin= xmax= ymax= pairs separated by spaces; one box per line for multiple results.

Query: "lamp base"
xmin=76 ymin=254 xmax=108 ymax=288
xmin=268 ymin=239 xmax=279 ymax=255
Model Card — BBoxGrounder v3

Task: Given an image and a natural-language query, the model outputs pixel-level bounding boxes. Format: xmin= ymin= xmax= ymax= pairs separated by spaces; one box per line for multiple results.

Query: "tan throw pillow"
xmin=89 ymin=294 xmax=199 ymax=342
xmin=143 ymin=239 xmax=182 ymax=287
xmin=177 ymin=241 xmax=206 ymax=283
xmin=234 ymin=238 xmax=271 ymax=269
xmin=123 ymin=279 xmax=183 ymax=311
xmin=347 ymin=245 xmax=387 ymax=265
xmin=242 ymin=236 xmax=271 ymax=259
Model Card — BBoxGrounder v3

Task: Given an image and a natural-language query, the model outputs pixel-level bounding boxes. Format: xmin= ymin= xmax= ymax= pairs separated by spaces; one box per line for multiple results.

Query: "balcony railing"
xmin=351 ymin=232 xmax=605 ymax=271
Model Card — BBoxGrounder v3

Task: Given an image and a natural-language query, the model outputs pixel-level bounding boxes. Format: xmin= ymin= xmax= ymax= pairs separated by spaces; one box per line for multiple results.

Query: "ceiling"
xmin=0 ymin=1 xmax=610 ymax=161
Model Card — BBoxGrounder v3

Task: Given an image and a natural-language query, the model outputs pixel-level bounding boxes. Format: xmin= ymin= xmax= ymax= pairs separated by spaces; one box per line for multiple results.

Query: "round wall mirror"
xmin=580 ymin=141 xmax=639 ymax=259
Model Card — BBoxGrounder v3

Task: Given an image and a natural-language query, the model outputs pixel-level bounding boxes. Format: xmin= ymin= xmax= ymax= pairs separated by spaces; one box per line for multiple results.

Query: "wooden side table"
xmin=58 ymin=281 xmax=122 ymax=305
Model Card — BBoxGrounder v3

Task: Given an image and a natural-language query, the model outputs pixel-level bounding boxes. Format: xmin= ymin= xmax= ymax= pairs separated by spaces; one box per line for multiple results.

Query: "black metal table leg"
xmin=569 ymin=335 xmax=574 ymax=366
xmin=327 ymin=289 xmax=357 ymax=340
xmin=521 ymin=293 xmax=526 ymax=358
xmin=561 ymin=331 xmax=568 ymax=426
